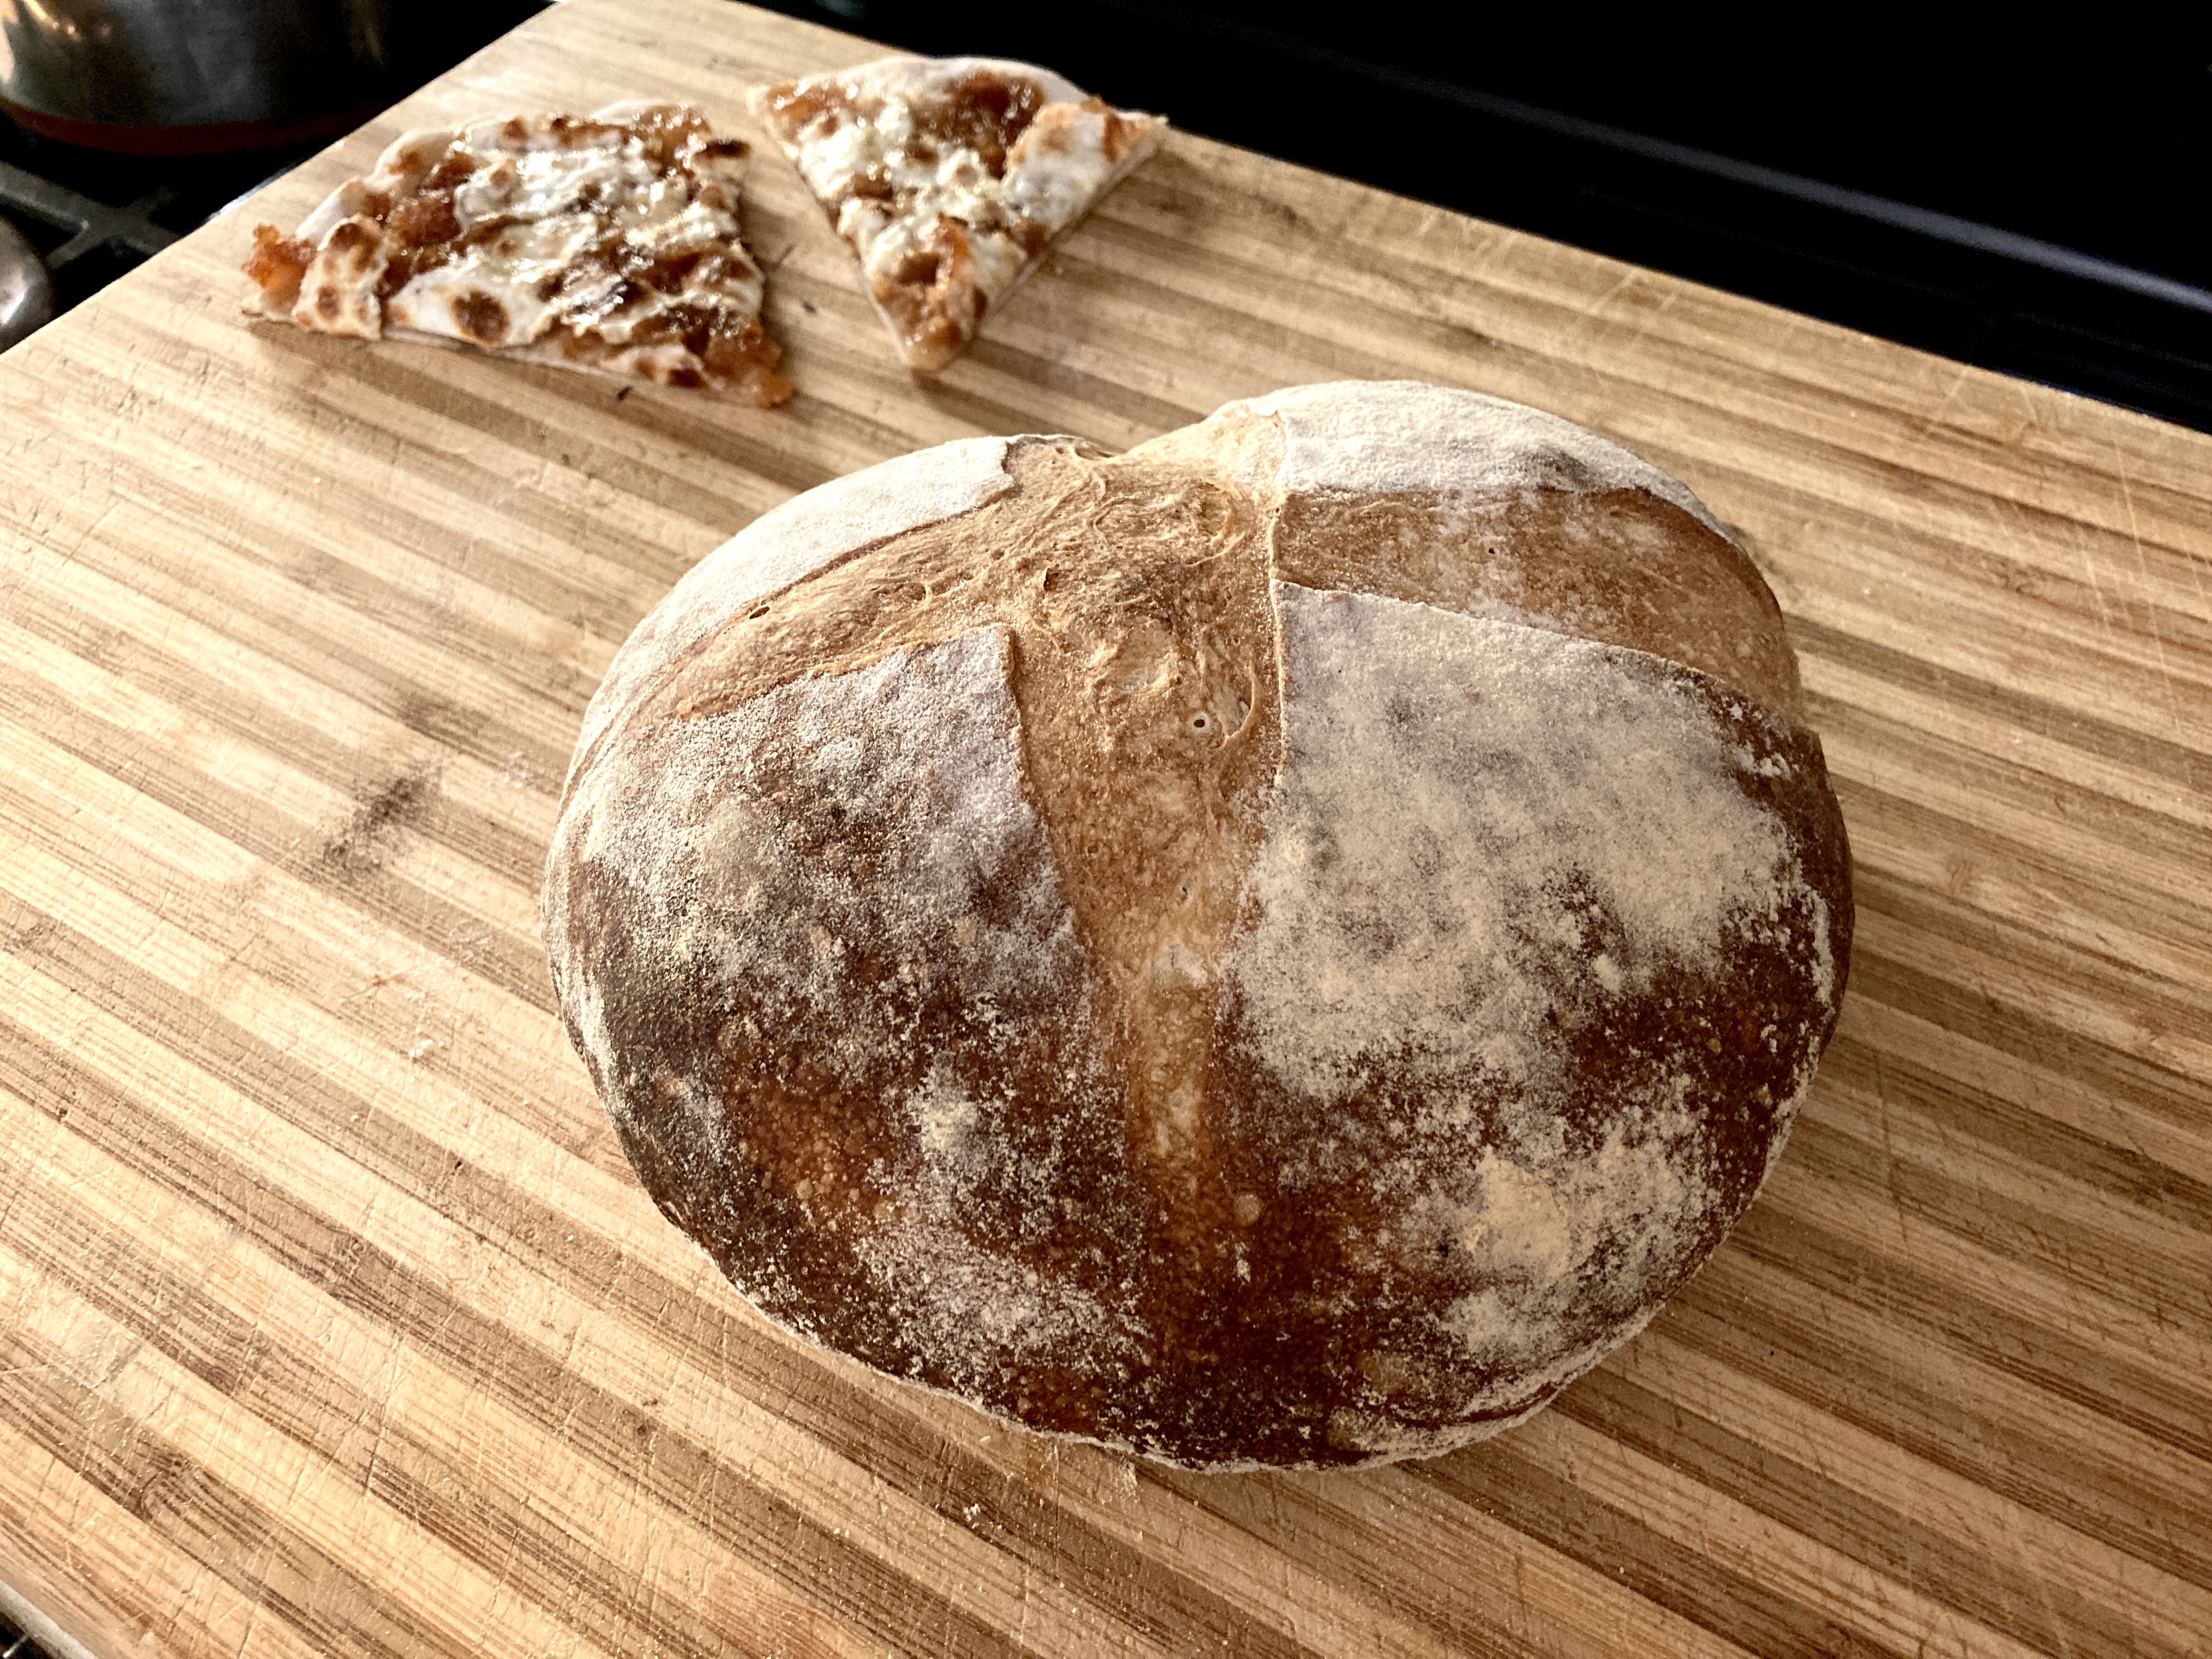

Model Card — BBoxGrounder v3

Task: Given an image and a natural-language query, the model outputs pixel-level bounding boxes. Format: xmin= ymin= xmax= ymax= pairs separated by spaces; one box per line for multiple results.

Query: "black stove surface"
xmin=0 ymin=117 xmax=324 ymax=314
xmin=775 ymin=0 xmax=2212 ymax=435
xmin=5 ymin=4 xmax=2207 ymax=435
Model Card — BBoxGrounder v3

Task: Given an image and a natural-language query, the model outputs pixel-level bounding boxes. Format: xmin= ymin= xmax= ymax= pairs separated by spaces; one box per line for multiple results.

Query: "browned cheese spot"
xmin=325 ymin=219 xmax=373 ymax=263
xmin=392 ymin=139 xmax=446 ymax=176
xmin=388 ymin=189 xmax=461 ymax=249
xmin=428 ymin=150 xmax=478 ymax=190
xmin=910 ymin=70 xmax=1046 ymax=176
xmin=450 ymin=290 xmax=510 ymax=347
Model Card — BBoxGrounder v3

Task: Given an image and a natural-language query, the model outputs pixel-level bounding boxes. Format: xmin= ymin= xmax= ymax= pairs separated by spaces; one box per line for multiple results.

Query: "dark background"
xmin=4 ymin=3 xmax=2208 ymax=431
xmin=762 ymin=0 xmax=2212 ymax=431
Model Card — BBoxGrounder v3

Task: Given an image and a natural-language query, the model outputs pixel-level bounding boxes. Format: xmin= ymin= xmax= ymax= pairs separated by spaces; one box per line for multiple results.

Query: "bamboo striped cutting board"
xmin=1 ymin=0 xmax=2207 ymax=1652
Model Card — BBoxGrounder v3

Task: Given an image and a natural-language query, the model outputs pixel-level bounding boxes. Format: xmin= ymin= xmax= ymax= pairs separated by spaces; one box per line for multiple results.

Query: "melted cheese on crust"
xmin=752 ymin=57 xmax=1163 ymax=371
xmin=242 ymin=102 xmax=785 ymax=399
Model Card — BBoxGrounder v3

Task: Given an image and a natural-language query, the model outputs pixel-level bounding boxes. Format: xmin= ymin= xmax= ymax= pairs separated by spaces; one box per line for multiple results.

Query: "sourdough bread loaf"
xmin=544 ymin=381 xmax=1852 ymax=1469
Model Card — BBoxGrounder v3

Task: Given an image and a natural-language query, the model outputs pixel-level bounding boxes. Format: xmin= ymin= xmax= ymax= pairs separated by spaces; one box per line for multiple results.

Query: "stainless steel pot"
xmin=0 ymin=212 xmax=53 ymax=350
xmin=0 ymin=0 xmax=399 ymax=154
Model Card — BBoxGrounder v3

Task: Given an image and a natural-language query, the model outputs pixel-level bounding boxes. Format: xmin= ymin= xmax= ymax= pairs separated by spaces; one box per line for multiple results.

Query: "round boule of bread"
xmin=544 ymin=380 xmax=1852 ymax=1469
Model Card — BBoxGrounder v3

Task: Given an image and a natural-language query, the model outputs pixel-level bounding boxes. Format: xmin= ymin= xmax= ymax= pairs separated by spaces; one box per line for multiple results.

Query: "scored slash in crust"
xmin=544 ymin=383 xmax=1855 ymax=1470
xmin=242 ymin=100 xmax=793 ymax=405
xmin=750 ymin=56 xmax=1164 ymax=374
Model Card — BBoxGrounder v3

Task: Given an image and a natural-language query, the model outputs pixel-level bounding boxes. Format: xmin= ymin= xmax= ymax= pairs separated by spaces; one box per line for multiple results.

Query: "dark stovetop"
xmin=774 ymin=0 xmax=2212 ymax=435
xmin=0 ymin=0 xmax=542 ymax=329
xmin=5 ymin=3 xmax=2207 ymax=434
xmin=0 ymin=118 xmax=323 ymax=313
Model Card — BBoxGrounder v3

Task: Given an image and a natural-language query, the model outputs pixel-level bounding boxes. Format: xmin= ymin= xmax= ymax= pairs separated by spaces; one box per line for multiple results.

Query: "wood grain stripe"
xmin=0 ymin=912 xmax=1323 ymax=1659
xmin=0 ymin=589 xmax=550 ymax=893
xmin=1608 ymin=1330 xmax=2212 ymax=1656
xmin=0 ymin=678 xmax=555 ymax=1009
xmin=1554 ymin=1368 xmax=2202 ymax=1659
xmin=1123 ymin=1465 xmax=1750 ymax=1659
xmin=0 ymin=1321 xmax=487 ymax=1659
xmin=0 ymin=1092 xmax=890 ymax=1659
xmin=1799 ymin=623 xmax=2212 ymax=802
xmin=1845 ymin=949 xmax=2211 ymax=1150
xmin=1412 ymin=1442 xmax=1907 ymax=1659
xmin=0 ymin=1405 xmax=332 ymax=1659
xmin=1663 ymin=1235 xmax=2212 ymax=1592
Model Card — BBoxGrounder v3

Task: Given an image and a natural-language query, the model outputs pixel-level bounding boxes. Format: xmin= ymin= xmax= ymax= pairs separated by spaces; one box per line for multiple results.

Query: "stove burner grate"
xmin=0 ymin=157 xmax=177 ymax=273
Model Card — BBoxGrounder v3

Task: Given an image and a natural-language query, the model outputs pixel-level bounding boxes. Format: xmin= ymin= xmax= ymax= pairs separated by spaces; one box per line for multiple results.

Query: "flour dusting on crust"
xmin=1235 ymin=584 xmax=1829 ymax=1095
xmin=1237 ymin=381 xmax=1733 ymax=539
xmin=1218 ymin=583 xmax=1837 ymax=1445
xmin=544 ymin=386 xmax=1854 ymax=1471
xmin=550 ymin=624 xmax=1147 ymax=1399
xmin=568 ymin=436 xmax=1022 ymax=782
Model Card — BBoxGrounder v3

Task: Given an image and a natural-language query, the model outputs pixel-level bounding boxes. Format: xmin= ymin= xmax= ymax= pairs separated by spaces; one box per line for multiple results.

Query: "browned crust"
xmin=1137 ymin=401 xmax=1803 ymax=718
xmin=548 ymin=405 xmax=1854 ymax=1468
xmin=242 ymin=224 xmax=313 ymax=313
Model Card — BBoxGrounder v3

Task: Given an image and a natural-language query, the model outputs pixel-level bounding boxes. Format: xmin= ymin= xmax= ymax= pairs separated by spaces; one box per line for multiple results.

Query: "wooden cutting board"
xmin=1 ymin=2 xmax=2207 ymax=1654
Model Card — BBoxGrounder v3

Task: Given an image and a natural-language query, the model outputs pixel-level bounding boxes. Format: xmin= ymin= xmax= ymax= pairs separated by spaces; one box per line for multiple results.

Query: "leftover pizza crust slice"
xmin=750 ymin=57 xmax=1163 ymax=373
xmin=243 ymin=100 xmax=792 ymax=404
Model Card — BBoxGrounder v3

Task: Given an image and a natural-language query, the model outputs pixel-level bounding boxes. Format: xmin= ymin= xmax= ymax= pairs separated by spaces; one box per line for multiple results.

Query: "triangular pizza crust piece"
xmin=751 ymin=57 xmax=1164 ymax=373
xmin=243 ymin=100 xmax=793 ymax=405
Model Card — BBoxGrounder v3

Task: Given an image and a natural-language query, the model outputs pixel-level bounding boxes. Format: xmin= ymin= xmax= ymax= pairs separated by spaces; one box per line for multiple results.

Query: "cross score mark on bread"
xmin=544 ymin=382 xmax=1853 ymax=1469
xmin=243 ymin=101 xmax=791 ymax=403
xmin=751 ymin=57 xmax=1163 ymax=371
